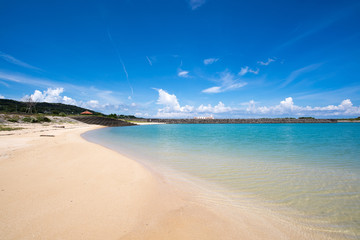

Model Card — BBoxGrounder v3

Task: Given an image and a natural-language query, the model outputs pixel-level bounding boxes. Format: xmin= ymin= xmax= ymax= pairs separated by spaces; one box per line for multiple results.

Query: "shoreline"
xmin=0 ymin=123 xmax=341 ymax=239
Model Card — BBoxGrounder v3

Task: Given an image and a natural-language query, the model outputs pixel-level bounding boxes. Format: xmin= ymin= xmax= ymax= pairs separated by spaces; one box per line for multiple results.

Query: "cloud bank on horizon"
xmin=152 ymin=89 xmax=360 ymax=118
xmin=1 ymin=1 xmax=360 ymax=118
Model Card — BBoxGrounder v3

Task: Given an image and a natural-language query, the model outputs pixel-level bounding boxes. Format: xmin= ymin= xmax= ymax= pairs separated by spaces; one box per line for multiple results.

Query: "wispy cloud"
xmin=106 ymin=28 xmax=133 ymax=96
xmin=277 ymin=5 xmax=358 ymax=50
xmin=178 ymin=70 xmax=190 ymax=78
xmin=238 ymin=66 xmax=259 ymax=76
xmin=204 ymin=58 xmax=219 ymax=65
xmin=0 ymin=51 xmax=42 ymax=71
xmin=188 ymin=0 xmax=206 ymax=10
xmin=0 ymin=94 xmax=4 ymax=99
xmin=295 ymin=86 xmax=360 ymax=102
xmin=0 ymin=70 xmax=55 ymax=87
xmin=202 ymin=70 xmax=247 ymax=93
xmin=0 ymin=70 xmax=126 ymax=106
xmin=146 ymin=56 xmax=153 ymax=66
xmin=257 ymin=58 xmax=275 ymax=66
xmin=282 ymin=63 xmax=322 ymax=88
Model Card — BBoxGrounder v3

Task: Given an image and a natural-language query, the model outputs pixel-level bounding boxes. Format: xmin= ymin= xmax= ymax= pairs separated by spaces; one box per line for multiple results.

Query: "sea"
xmin=83 ymin=123 xmax=360 ymax=239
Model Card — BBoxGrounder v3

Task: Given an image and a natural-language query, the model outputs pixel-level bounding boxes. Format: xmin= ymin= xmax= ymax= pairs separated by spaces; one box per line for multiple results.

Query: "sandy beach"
xmin=0 ymin=122 xmax=334 ymax=240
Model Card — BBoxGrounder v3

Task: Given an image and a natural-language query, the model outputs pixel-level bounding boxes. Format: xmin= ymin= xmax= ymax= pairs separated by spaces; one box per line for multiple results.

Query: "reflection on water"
xmin=83 ymin=123 xmax=360 ymax=238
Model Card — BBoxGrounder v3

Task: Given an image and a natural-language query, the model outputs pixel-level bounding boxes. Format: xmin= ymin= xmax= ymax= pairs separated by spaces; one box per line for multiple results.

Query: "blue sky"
xmin=1 ymin=0 xmax=360 ymax=118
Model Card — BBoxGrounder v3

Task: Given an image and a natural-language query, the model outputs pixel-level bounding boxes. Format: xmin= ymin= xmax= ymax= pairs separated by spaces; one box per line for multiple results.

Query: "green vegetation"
xmin=36 ymin=114 xmax=51 ymax=122
xmin=104 ymin=113 xmax=139 ymax=120
xmin=7 ymin=116 xmax=20 ymax=122
xmin=108 ymin=113 xmax=118 ymax=119
xmin=117 ymin=114 xmax=137 ymax=119
xmin=298 ymin=117 xmax=315 ymax=120
xmin=0 ymin=99 xmax=101 ymax=115
xmin=0 ymin=125 xmax=23 ymax=131
xmin=21 ymin=115 xmax=51 ymax=123
xmin=22 ymin=117 xmax=38 ymax=123
xmin=0 ymin=99 xmax=140 ymax=121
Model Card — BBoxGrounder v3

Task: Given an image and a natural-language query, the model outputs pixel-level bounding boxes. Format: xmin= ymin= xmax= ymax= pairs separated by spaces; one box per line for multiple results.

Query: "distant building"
xmin=194 ymin=116 xmax=214 ymax=120
xmin=80 ymin=110 xmax=93 ymax=115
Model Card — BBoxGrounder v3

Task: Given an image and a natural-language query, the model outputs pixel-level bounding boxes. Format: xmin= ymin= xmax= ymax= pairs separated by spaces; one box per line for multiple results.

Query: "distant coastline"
xmin=136 ymin=118 xmax=338 ymax=124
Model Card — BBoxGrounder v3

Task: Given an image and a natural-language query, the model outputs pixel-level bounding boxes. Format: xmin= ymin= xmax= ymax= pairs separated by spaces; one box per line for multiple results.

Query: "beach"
xmin=0 ymin=122 xmax=341 ymax=239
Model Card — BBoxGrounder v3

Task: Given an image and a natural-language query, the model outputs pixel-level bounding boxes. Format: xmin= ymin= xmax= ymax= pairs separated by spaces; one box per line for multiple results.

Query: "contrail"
xmin=106 ymin=28 xmax=133 ymax=96
xmin=146 ymin=56 xmax=152 ymax=66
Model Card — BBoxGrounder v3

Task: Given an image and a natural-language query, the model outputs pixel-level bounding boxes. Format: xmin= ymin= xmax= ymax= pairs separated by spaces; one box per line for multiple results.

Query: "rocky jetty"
xmin=71 ymin=116 xmax=135 ymax=127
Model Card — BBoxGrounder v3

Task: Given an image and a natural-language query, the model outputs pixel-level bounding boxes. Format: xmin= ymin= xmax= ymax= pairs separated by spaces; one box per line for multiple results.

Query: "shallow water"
xmin=83 ymin=123 xmax=360 ymax=238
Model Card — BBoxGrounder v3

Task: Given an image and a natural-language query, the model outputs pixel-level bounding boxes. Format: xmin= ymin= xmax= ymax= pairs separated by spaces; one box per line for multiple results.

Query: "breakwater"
xmin=140 ymin=118 xmax=338 ymax=124
xmin=71 ymin=116 xmax=135 ymax=127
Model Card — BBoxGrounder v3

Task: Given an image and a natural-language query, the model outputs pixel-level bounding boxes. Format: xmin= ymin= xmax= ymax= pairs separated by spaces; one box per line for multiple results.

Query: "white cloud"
xmin=153 ymin=88 xmax=360 ymax=118
xmin=0 ymin=71 xmax=123 ymax=105
xmin=154 ymin=89 xmax=235 ymax=118
xmin=156 ymin=89 xmax=179 ymax=108
xmin=22 ymin=88 xmax=77 ymax=106
xmin=238 ymin=66 xmax=259 ymax=76
xmin=244 ymin=97 xmax=360 ymax=116
xmin=22 ymin=88 xmax=65 ymax=103
xmin=155 ymin=89 xmax=193 ymax=113
xmin=202 ymin=71 xmax=247 ymax=94
xmin=20 ymin=88 xmax=131 ymax=113
xmin=197 ymin=102 xmax=232 ymax=113
xmin=204 ymin=58 xmax=219 ymax=65
xmin=202 ymin=86 xmax=222 ymax=94
xmin=0 ymin=70 xmax=131 ymax=110
xmin=0 ymin=94 xmax=4 ymax=99
xmin=135 ymin=112 xmax=150 ymax=118
xmin=178 ymin=70 xmax=190 ymax=78
xmin=85 ymin=100 xmax=100 ymax=108
xmin=62 ymin=96 xmax=77 ymax=105
xmin=249 ymin=68 xmax=259 ymax=74
xmin=154 ymin=89 xmax=194 ymax=117
xmin=257 ymin=58 xmax=275 ymax=66
xmin=0 ymin=51 xmax=41 ymax=71
xmin=188 ymin=0 xmax=206 ymax=10
xmin=238 ymin=66 xmax=249 ymax=76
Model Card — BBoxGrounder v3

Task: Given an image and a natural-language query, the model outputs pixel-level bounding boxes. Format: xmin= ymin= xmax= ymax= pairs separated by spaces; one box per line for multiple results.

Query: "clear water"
xmin=83 ymin=123 xmax=360 ymax=238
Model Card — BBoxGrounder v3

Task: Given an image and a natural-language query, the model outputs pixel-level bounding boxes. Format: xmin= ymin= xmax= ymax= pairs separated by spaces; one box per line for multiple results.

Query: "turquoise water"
xmin=83 ymin=123 xmax=360 ymax=238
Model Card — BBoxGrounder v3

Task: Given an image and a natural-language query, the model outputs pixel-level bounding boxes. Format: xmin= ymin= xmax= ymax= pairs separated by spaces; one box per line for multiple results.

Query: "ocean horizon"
xmin=83 ymin=123 xmax=360 ymax=239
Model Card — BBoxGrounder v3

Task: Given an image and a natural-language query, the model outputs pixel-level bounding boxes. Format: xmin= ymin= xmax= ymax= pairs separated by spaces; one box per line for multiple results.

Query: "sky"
xmin=1 ymin=0 xmax=360 ymax=118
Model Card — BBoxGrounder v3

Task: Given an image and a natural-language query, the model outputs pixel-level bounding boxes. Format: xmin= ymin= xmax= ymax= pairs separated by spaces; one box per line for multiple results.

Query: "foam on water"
xmin=83 ymin=123 xmax=360 ymax=238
